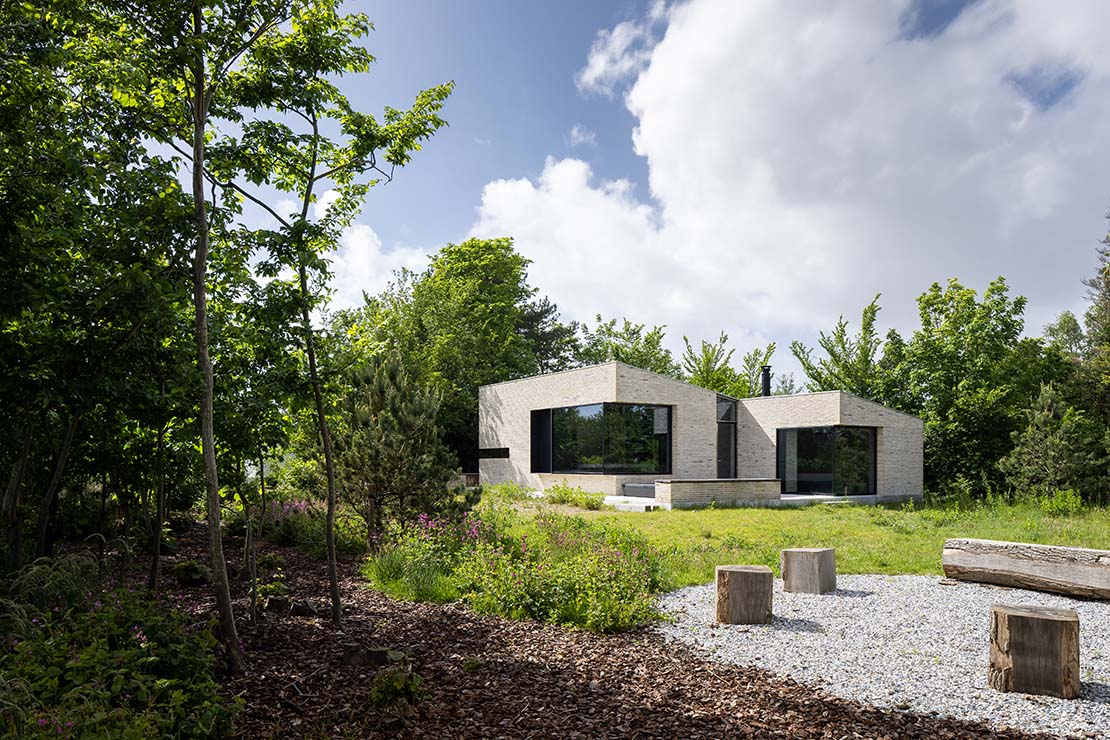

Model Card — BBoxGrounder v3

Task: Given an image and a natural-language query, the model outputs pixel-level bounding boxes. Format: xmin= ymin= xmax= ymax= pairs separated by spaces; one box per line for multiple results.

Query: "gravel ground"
xmin=656 ymin=575 xmax=1110 ymax=738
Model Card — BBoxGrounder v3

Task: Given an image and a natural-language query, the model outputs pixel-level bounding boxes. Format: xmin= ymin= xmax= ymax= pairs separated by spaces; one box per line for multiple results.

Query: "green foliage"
xmin=544 ymin=482 xmax=606 ymax=510
xmin=369 ymin=667 xmax=423 ymax=707
xmin=1039 ymin=488 xmax=1084 ymax=517
xmin=335 ymin=237 xmax=574 ymax=470
xmin=575 ymin=315 xmax=681 ymax=378
xmin=171 ymin=560 xmax=211 ymax=587
xmin=335 ymin=355 xmax=458 ymax=542
xmin=481 ymin=482 xmax=535 ymax=503
xmin=680 ymin=332 xmax=776 ymax=398
xmin=1 ymin=556 xmax=235 ymax=738
xmin=364 ymin=508 xmax=662 ymax=632
xmin=999 ymin=382 xmax=1103 ymax=501
xmin=791 ymin=295 xmax=890 ymax=398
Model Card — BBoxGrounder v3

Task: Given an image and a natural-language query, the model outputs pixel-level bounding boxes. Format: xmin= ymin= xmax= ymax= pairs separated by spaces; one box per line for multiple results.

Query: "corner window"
xmin=539 ymin=403 xmax=671 ymax=475
xmin=776 ymin=426 xmax=876 ymax=495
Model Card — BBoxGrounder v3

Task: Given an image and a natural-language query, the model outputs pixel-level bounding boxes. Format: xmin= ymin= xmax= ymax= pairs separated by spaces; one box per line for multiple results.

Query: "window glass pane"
xmin=795 ymin=427 xmax=835 ymax=493
xmin=551 ymin=404 xmax=604 ymax=473
xmin=835 ymin=427 xmax=875 ymax=495
xmin=716 ymin=397 xmax=736 ymax=422
xmin=604 ymin=404 xmax=670 ymax=474
xmin=717 ymin=423 xmax=736 ymax=478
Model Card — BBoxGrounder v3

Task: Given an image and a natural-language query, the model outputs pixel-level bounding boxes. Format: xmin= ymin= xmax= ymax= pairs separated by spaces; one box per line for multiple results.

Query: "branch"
xmin=166 ymin=140 xmax=292 ymax=229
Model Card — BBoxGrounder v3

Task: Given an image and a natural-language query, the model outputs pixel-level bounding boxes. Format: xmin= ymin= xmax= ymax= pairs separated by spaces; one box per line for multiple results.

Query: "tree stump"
xmin=989 ymin=604 xmax=1080 ymax=699
xmin=781 ymin=548 xmax=836 ymax=594
xmin=715 ymin=565 xmax=772 ymax=624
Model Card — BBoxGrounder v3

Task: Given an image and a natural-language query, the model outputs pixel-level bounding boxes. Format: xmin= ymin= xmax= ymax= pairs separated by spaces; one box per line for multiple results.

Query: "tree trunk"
xmin=35 ymin=414 xmax=81 ymax=558
xmin=942 ymin=538 xmax=1110 ymax=599
xmin=148 ymin=402 xmax=166 ymax=591
xmin=190 ymin=4 xmax=243 ymax=673
xmin=298 ymin=263 xmax=342 ymax=626
xmin=3 ymin=420 xmax=33 ymax=571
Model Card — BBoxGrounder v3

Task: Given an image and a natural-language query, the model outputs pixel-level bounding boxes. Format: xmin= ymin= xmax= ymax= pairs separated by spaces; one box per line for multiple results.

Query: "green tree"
xmin=681 ymin=333 xmax=737 ymax=394
xmin=335 ymin=357 xmax=458 ymax=547
xmin=790 ymin=295 xmax=888 ymax=398
xmin=998 ymin=383 xmax=1103 ymax=502
xmin=576 ymin=316 xmax=681 ymax=378
xmin=340 ymin=237 xmax=570 ymax=470
xmin=734 ymin=342 xmax=777 ymax=398
xmin=904 ymin=277 xmax=1062 ymax=490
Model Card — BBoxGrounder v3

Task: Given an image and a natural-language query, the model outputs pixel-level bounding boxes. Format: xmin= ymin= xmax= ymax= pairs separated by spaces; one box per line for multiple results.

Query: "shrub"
xmin=482 ymin=481 xmax=534 ymax=503
xmin=369 ymin=667 xmax=422 ymax=707
xmin=1039 ymin=488 xmax=1084 ymax=517
xmin=544 ymin=482 xmax=606 ymax=511
xmin=1 ymin=556 xmax=236 ymax=738
xmin=366 ymin=509 xmax=661 ymax=632
xmin=172 ymin=559 xmax=211 ymax=587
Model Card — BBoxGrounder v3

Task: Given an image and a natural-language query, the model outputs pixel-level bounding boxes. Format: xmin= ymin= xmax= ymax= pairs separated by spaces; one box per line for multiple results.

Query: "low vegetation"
xmin=579 ymin=498 xmax=1110 ymax=587
xmin=364 ymin=503 xmax=663 ymax=632
xmin=0 ymin=554 xmax=236 ymax=738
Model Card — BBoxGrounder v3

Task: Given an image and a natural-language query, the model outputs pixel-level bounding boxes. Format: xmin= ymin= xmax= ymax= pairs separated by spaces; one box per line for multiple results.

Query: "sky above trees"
xmin=307 ymin=0 xmax=1110 ymax=377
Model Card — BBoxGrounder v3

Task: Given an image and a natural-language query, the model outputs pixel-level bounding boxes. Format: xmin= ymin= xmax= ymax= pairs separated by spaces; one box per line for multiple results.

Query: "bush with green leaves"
xmin=0 ymin=555 xmax=236 ymax=738
xmin=543 ymin=482 xmax=606 ymax=510
xmin=365 ymin=508 xmax=662 ymax=632
xmin=1039 ymin=488 xmax=1085 ymax=517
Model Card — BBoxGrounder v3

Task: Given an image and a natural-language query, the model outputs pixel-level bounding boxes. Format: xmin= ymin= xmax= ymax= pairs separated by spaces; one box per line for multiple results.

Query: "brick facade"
xmin=478 ymin=363 xmax=924 ymax=503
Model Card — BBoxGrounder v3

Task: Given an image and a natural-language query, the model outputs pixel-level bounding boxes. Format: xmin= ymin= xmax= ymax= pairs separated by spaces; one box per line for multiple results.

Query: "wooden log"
xmin=989 ymin=604 xmax=1080 ymax=699
xmin=715 ymin=565 xmax=772 ymax=624
xmin=942 ymin=538 xmax=1110 ymax=599
xmin=781 ymin=548 xmax=836 ymax=594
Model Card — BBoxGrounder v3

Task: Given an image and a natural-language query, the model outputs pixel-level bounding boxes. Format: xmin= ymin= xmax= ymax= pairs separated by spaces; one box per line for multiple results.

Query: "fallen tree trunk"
xmin=942 ymin=538 xmax=1110 ymax=600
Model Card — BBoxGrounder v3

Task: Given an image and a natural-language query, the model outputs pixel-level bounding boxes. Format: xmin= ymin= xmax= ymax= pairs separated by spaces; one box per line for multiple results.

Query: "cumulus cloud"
xmin=574 ymin=0 xmax=668 ymax=97
xmin=568 ymin=124 xmax=597 ymax=147
xmin=476 ymin=0 xmax=1110 ymax=366
xmin=328 ymin=225 xmax=429 ymax=310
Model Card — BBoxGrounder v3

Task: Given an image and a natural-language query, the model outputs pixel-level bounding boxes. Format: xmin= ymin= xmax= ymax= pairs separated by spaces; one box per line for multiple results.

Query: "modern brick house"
xmin=477 ymin=361 xmax=923 ymax=508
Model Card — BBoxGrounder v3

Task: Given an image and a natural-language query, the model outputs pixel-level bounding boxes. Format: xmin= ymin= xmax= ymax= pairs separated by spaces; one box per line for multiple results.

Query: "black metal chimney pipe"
xmin=760 ymin=365 xmax=772 ymax=397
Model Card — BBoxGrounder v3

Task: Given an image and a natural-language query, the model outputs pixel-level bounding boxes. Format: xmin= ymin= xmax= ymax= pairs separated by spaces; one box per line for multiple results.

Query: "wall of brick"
xmin=656 ymin=479 xmax=780 ymax=509
xmin=737 ymin=391 xmax=923 ymax=501
xmin=477 ymin=362 xmax=717 ymax=493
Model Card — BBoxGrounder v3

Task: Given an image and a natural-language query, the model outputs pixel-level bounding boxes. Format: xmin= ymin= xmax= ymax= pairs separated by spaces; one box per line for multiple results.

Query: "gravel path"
xmin=657 ymin=575 xmax=1110 ymax=738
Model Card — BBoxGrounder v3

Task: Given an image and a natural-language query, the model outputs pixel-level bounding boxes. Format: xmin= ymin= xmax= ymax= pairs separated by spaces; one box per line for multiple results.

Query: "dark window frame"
xmin=775 ymin=425 xmax=877 ymax=496
xmin=540 ymin=402 xmax=673 ymax=476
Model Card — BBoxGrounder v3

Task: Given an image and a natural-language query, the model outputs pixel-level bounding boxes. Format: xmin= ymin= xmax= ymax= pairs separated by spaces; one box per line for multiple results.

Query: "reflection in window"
xmin=548 ymin=403 xmax=671 ymax=474
xmin=776 ymin=426 xmax=876 ymax=495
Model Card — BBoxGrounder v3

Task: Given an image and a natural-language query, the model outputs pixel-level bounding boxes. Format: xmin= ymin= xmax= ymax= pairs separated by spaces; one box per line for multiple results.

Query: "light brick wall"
xmin=656 ymin=479 xmax=780 ymax=508
xmin=478 ymin=362 xmax=717 ymax=493
xmin=737 ymin=393 xmax=841 ymax=479
xmin=839 ymin=394 xmax=923 ymax=501
xmin=737 ymin=391 xmax=923 ymax=501
xmin=478 ymin=364 xmax=617 ymax=492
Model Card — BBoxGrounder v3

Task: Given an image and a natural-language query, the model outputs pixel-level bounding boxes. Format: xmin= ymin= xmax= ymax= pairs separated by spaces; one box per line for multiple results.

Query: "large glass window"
xmin=776 ymin=426 xmax=876 ymax=495
xmin=546 ymin=403 xmax=671 ymax=474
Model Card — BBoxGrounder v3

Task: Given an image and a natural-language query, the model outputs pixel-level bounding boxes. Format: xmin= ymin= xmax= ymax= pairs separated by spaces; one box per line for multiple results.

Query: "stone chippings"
xmin=657 ymin=575 xmax=1110 ymax=738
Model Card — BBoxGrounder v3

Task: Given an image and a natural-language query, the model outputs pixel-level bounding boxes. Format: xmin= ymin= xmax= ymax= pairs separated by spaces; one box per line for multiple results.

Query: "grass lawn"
xmin=562 ymin=501 xmax=1110 ymax=588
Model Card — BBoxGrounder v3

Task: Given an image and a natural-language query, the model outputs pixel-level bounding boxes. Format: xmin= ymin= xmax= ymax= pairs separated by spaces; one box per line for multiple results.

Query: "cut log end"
xmin=781 ymin=548 xmax=836 ymax=595
xmin=989 ymin=603 xmax=1080 ymax=699
xmin=716 ymin=565 xmax=772 ymax=625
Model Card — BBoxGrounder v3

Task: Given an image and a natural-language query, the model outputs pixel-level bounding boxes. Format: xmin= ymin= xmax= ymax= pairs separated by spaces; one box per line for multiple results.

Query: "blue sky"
xmin=300 ymin=0 xmax=1110 ymax=382
xmin=342 ymin=0 xmax=653 ymax=249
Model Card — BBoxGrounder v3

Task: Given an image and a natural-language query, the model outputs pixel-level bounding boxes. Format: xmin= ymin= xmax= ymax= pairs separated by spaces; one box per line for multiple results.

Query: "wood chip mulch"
xmin=159 ymin=527 xmax=1051 ymax=739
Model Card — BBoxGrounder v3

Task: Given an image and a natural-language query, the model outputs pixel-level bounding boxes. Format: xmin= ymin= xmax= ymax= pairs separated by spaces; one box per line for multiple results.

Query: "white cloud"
xmin=568 ymin=124 xmax=597 ymax=147
xmin=327 ymin=225 xmax=429 ymax=310
xmin=574 ymin=2 xmax=668 ymax=97
xmin=476 ymin=0 xmax=1110 ymax=372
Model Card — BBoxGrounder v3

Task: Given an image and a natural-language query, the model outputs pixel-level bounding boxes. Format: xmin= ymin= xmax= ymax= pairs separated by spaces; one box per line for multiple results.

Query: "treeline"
xmin=3 ymin=0 xmax=1109 ymax=676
